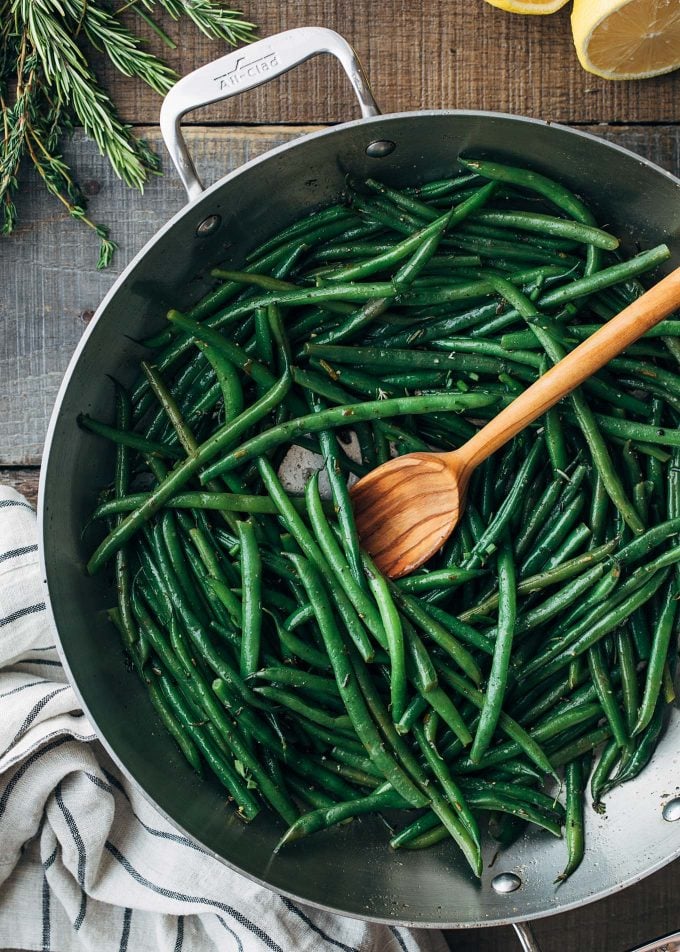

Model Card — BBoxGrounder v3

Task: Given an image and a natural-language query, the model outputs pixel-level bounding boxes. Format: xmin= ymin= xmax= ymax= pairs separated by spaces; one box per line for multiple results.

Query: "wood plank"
xmin=1 ymin=122 xmax=678 ymax=467
xmin=93 ymin=4 xmax=680 ymax=126
xmin=447 ymin=858 xmax=680 ymax=951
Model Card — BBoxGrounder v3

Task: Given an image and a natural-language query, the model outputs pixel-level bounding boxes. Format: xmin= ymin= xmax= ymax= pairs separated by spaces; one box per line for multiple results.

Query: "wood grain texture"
xmin=447 ymin=858 xmax=680 ymax=951
xmin=1 ymin=123 xmax=678 ymax=467
xmin=94 ymin=3 xmax=680 ymax=125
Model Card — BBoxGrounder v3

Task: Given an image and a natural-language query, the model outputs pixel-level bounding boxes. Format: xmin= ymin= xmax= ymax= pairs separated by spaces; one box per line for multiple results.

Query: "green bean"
xmin=470 ymin=210 xmax=619 ymax=250
xmin=396 ymin=566 xmax=485 ymax=594
xmin=456 ymin=245 xmax=669 ymax=342
xmin=402 ymin=620 xmax=438 ymax=694
xmin=517 ymin=673 xmax=576 ymax=726
xmin=543 ymin=524 xmax=592 ymax=571
xmin=273 ymin=618 xmax=331 ymax=671
xmin=160 ymin=515 xmax=209 ymax=625
xmin=457 ymin=701 xmax=600 ymax=774
xmin=254 ymin=667 xmax=338 ymax=697
xmin=588 ymin=642 xmax=630 ymax=750
xmin=285 ymin=749 xmax=363 ymax=801
xmin=551 ymin=726 xmax=613 ymax=768
xmin=345 ymin=640 xmax=460 ymax=794
xmin=254 ymin=686 xmax=351 ymax=731
xmin=141 ymin=362 xmax=199 ymax=458
xmin=92 ymin=491 xmax=315 ymax=520
xmin=395 ymin=695 xmax=428 ymax=735
xmin=195 ymin=340 xmax=244 ymax=422
xmin=557 ymin=566 xmax=621 ymax=632
xmin=303 ymin=474 xmax=384 ymax=644
xmin=248 ymin=205 xmax=355 ymax=259
xmin=237 ymin=520 xmax=262 ymax=678
xmin=616 ymin=629 xmax=640 ymax=737
xmin=286 ymin=775 xmax=337 ymax=810
xmin=614 ymin=516 xmax=680 ymax=566
xmin=362 ymin=564 xmax=407 ymax=722
xmin=465 ymin=789 xmax=563 ymax=838
xmin=459 ymin=155 xmax=604 ymax=278
xmin=316 ymin=421 xmax=365 ymax=591
xmin=432 ymin=336 xmax=541 ymax=368
xmin=589 ymin=471 xmax=609 ymax=548
xmin=590 ymin=739 xmax=621 ymax=809
xmin=326 ymin=211 xmax=453 ymax=283
xmin=202 ymin=391 xmax=496 ymax=481
xmin=330 ymin=746 xmax=384 ymax=778
xmin=556 ymin=755 xmax=588 ymax=882
xmin=305 ymin=342 xmax=532 ymax=377
xmin=390 ymin=811 xmax=441 ymax=849
xmin=545 ymin=408 xmax=568 ymax=475
xmin=470 ymin=542 xmax=516 ymax=763
xmin=138 ymin=595 xmax=293 ymax=817
xmin=634 ymin=580 xmax=677 ymax=735
xmin=277 ymin=784 xmax=407 ymax=849
xmin=443 ymin=232 xmax=576 ymax=265
xmin=78 ymin=414 xmax=184 ymax=460
xmin=575 ymin=411 xmax=680 ymax=449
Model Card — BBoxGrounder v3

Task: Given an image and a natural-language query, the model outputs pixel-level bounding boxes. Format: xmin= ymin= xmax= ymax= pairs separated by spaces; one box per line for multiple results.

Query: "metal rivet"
xmin=196 ymin=214 xmax=221 ymax=237
xmin=365 ymin=140 xmax=396 ymax=158
xmin=662 ymin=798 xmax=680 ymax=822
xmin=491 ymin=872 xmax=522 ymax=894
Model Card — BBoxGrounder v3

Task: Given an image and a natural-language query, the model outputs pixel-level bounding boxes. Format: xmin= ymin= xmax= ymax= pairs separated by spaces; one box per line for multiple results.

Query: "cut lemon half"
xmin=484 ymin=0 xmax=569 ymax=11
xmin=572 ymin=0 xmax=680 ymax=79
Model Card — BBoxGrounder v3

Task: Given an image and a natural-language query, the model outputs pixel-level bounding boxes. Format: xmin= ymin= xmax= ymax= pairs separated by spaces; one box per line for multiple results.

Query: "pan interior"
xmin=40 ymin=111 xmax=680 ymax=928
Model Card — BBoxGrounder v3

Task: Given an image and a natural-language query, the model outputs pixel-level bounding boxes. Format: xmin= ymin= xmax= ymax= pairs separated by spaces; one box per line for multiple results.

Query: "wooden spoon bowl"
xmin=351 ymin=452 xmax=470 ymax=578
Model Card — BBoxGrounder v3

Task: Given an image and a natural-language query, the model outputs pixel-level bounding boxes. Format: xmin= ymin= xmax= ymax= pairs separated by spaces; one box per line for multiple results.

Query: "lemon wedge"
xmin=484 ymin=0 xmax=569 ymax=11
xmin=572 ymin=0 xmax=680 ymax=79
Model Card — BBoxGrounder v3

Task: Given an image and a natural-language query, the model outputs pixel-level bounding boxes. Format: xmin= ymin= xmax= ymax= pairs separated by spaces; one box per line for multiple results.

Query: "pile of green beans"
xmin=83 ymin=156 xmax=679 ymax=882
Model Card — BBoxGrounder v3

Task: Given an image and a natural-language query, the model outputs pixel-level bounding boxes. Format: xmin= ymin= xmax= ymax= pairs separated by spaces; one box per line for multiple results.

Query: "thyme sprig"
xmin=1 ymin=1 xmax=255 ymax=268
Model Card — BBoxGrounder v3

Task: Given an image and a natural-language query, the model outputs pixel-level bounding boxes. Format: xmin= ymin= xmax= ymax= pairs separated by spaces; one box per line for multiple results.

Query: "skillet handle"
xmin=513 ymin=922 xmax=542 ymax=952
xmin=627 ymin=930 xmax=680 ymax=951
xmin=160 ymin=27 xmax=380 ymax=201
xmin=511 ymin=923 xmax=680 ymax=951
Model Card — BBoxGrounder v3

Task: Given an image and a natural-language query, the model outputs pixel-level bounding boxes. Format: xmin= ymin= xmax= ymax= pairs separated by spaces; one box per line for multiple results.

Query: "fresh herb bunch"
xmin=0 ymin=1 xmax=256 ymax=268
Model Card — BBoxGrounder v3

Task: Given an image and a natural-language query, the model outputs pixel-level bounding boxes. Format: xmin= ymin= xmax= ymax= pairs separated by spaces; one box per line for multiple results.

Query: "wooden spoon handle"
xmin=456 ymin=266 xmax=680 ymax=472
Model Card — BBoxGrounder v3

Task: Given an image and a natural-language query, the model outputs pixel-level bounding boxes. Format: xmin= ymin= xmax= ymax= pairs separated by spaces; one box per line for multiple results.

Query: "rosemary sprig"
xmin=1 ymin=1 xmax=256 ymax=268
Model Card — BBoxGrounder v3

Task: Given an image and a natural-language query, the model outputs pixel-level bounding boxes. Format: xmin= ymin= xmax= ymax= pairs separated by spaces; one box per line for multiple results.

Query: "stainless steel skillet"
xmin=38 ymin=27 xmax=680 ymax=950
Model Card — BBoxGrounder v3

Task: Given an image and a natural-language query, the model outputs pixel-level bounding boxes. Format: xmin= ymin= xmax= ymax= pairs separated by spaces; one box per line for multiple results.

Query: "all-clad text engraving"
xmin=213 ymin=52 xmax=279 ymax=89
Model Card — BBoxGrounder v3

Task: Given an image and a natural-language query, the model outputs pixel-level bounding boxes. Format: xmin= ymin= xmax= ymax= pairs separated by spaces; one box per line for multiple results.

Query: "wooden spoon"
xmin=350 ymin=266 xmax=680 ymax=578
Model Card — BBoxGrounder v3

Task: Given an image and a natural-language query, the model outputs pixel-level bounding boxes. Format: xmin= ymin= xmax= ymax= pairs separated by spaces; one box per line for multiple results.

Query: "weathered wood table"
xmin=1 ymin=3 xmax=678 ymax=949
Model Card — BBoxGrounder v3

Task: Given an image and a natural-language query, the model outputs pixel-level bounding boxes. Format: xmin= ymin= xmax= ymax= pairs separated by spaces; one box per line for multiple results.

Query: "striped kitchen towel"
xmin=0 ymin=486 xmax=449 ymax=952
